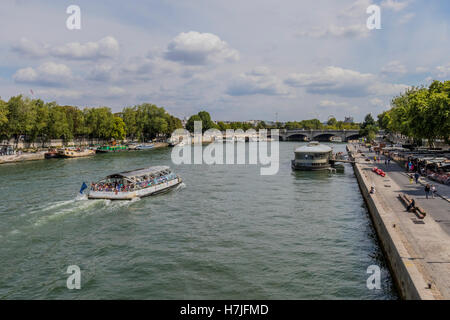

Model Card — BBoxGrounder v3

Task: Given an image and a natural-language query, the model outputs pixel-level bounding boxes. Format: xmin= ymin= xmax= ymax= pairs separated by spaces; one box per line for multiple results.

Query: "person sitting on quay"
xmin=406 ymin=198 xmax=415 ymax=212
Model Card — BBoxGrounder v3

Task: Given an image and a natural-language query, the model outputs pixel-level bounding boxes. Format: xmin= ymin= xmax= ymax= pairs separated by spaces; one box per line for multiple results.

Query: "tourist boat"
xmin=291 ymin=141 xmax=333 ymax=171
xmin=86 ymin=166 xmax=183 ymax=200
xmin=57 ymin=147 xmax=96 ymax=158
xmin=96 ymin=145 xmax=129 ymax=153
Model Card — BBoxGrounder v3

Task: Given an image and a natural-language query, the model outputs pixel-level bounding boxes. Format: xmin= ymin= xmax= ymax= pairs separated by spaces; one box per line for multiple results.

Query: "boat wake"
xmin=177 ymin=182 xmax=186 ymax=190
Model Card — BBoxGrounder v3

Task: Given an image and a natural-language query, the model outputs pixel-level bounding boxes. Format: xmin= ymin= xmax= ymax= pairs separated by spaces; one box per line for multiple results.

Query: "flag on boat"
xmin=79 ymin=182 xmax=88 ymax=194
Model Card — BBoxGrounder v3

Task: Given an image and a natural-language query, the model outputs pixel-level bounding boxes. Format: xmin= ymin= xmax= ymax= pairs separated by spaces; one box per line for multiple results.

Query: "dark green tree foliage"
xmin=359 ymin=113 xmax=378 ymax=142
xmin=186 ymin=110 xmax=215 ymax=133
xmin=0 ymin=95 xmax=182 ymax=143
xmin=379 ymin=80 xmax=450 ymax=146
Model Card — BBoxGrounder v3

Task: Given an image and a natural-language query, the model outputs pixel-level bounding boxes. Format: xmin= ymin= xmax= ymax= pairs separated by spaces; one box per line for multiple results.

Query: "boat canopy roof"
xmin=106 ymin=166 xmax=171 ymax=180
xmin=295 ymin=141 xmax=332 ymax=154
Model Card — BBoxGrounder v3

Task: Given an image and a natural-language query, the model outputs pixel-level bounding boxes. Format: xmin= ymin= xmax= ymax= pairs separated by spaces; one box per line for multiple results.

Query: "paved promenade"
xmin=350 ymin=144 xmax=450 ymax=299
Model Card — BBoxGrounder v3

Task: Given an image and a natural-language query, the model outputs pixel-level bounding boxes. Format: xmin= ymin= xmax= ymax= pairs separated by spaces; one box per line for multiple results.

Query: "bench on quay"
xmin=398 ymin=194 xmax=427 ymax=219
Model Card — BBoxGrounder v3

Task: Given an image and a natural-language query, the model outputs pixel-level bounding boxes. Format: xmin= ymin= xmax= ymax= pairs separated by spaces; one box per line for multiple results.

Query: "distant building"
xmin=344 ymin=116 xmax=354 ymax=124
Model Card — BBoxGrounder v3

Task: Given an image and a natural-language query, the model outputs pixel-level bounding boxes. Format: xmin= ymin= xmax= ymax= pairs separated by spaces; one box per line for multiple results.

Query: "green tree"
xmin=186 ymin=114 xmax=202 ymax=133
xmin=48 ymin=104 xmax=72 ymax=142
xmin=111 ymin=116 xmax=126 ymax=141
xmin=359 ymin=113 xmax=378 ymax=142
xmin=6 ymin=95 xmax=37 ymax=144
xmin=327 ymin=117 xmax=337 ymax=128
xmin=0 ymin=98 xmax=9 ymax=138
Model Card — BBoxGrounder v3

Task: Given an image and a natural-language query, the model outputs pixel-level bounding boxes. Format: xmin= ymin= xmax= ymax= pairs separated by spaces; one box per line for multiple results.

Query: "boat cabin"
xmin=292 ymin=141 xmax=333 ymax=170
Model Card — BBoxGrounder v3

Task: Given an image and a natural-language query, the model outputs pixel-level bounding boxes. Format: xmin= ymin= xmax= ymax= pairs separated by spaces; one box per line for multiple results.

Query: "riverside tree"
xmin=378 ymin=80 xmax=450 ymax=146
xmin=0 ymin=95 xmax=182 ymax=145
xmin=359 ymin=114 xmax=378 ymax=142
xmin=186 ymin=111 xmax=215 ymax=133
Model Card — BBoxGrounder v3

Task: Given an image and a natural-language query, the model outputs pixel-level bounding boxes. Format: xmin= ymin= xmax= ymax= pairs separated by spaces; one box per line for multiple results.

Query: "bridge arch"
xmin=283 ymin=133 xmax=309 ymax=141
xmin=345 ymin=133 xmax=361 ymax=142
xmin=312 ymin=133 xmax=340 ymax=142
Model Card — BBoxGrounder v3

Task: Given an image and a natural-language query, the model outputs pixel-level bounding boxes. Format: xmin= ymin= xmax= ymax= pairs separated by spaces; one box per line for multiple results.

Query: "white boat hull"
xmin=88 ymin=178 xmax=182 ymax=200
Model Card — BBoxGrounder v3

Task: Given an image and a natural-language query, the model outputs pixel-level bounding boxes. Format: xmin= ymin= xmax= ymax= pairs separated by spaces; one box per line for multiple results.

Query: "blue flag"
xmin=80 ymin=182 xmax=88 ymax=194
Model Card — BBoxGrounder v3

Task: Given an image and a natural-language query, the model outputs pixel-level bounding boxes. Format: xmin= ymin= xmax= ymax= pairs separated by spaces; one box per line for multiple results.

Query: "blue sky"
xmin=0 ymin=0 xmax=449 ymax=122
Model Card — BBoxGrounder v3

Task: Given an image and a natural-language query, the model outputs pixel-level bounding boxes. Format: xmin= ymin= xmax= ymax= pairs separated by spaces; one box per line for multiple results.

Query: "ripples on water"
xmin=0 ymin=143 xmax=397 ymax=299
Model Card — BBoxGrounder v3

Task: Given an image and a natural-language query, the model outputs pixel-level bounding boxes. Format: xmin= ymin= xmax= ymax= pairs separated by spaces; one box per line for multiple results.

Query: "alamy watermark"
xmin=366 ymin=5 xmax=381 ymax=30
xmin=366 ymin=265 xmax=381 ymax=290
xmin=66 ymin=265 xmax=81 ymax=289
xmin=66 ymin=5 xmax=81 ymax=30
xmin=170 ymin=121 xmax=280 ymax=176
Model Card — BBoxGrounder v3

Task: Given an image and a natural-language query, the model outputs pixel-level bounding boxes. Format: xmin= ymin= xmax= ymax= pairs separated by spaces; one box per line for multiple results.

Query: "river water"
xmin=0 ymin=142 xmax=397 ymax=299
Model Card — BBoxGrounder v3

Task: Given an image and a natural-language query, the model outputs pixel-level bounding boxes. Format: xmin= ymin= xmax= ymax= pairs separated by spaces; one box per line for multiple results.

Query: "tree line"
xmin=185 ymin=111 xmax=360 ymax=133
xmin=378 ymin=80 xmax=450 ymax=146
xmin=0 ymin=95 xmax=182 ymax=144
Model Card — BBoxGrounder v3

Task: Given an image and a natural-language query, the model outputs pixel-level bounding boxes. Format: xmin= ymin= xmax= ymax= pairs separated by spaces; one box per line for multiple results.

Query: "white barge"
xmin=87 ymin=166 xmax=182 ymax=200
xmin=291 ymin=141 xmax=333 ymax=171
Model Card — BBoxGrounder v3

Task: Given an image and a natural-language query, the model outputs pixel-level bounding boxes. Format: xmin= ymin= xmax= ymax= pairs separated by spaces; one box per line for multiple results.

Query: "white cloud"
xmin=381 ymin=0 xmax=411 ymax=12
xmin=104 ymin=86 xmax=128 ymax=99
xmin=340 ymin=0 xmax=372 ymax=18
xmin=415 ymin=66 xmax=429 ymax=73
xmin=381 ymin=61 xmax=407 ymax=75
xmin=227 ymin=67 xmax=288 ymax=96
xmin=11 ymin=38 xmax=48 ymax=57
xmin=12 ymin=36 xmax=119 ymax=61
xmin=165 ymin=31 xmax=239 ymax=65
xmin=13 ymin=62 xmax=73 ymax=86
xmin=285 ymin=66 xmax=374 ymax=97
xmin=398 ymin=12 xmax=415 ymax=24
xmin=370 ymin=98 xmax=383 ymax=106
xmin=51 ymin=36 xmax=119 ymax=60
xmin=285 ymin=66 xmax=409 ymax=98
xmin=297 ymin=24 xmax=370 ymax=39
xmin=369 ymin=82 xmax=409 ymax=96
xmin=87 ymin=64 xmax=117 ymax=82
xmin=436 ymin=64 xmax=450 ymax=78
xmin=35 ymin=89 xmax=83 ymax=99
xmin=318 ymin=100 xmax=350 ymax=108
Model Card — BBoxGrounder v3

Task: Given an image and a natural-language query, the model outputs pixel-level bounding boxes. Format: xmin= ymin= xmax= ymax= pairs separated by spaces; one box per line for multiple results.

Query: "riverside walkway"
xmin=349 ymin=143 xmax=450 ymax=299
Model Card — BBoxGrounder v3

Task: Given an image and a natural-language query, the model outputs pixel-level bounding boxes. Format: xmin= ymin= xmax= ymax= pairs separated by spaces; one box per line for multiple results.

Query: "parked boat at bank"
xmin=136 ymin=143 xmax=154 ymax=150
xmin=96 ymin=145 xmax=129 ymax=153
xmin=44 ymin=149 xmax=59 ymax=159
xmin=86 ymin=166 xmax=182 ymax=200
xmin=291 ymin=141 xmax=333 ymax=171
xmin=57 ymin=147 xmax=96 ymax=158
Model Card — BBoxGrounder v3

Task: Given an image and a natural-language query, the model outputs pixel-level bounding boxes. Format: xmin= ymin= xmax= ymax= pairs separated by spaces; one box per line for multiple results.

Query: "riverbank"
xmin=348 ymin=143 xmax=450 ymax=300
xmin=0 ymin=142 xmax=169 ymax=165
xmin=0 ymin=152 xmax=45 ymax=164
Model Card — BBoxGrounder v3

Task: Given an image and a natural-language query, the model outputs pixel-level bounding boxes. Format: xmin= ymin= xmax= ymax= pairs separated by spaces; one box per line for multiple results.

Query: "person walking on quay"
xmin=414 ymin=172 xmax=420 ymax=184
xmin=425 ymin=184 xmax=431 ymax=199
xmin=431 ymin=185 xmax=436 ymax=199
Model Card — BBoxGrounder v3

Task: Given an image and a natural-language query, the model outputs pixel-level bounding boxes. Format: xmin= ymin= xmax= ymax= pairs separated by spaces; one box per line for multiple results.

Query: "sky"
xmin=0 ymin=0 xmax=449 ymax=122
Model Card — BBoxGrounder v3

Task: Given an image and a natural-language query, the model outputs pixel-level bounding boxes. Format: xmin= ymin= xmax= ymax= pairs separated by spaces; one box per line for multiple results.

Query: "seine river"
xmin=0 ymin=142 xmax=397 ymax=299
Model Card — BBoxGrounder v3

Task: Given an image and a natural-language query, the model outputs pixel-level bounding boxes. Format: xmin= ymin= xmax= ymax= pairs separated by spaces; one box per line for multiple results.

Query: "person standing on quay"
xmin=425 ymin=184 xmax=431 ymax=199
xmin=414 ymin=172 xmax=420 ymax=184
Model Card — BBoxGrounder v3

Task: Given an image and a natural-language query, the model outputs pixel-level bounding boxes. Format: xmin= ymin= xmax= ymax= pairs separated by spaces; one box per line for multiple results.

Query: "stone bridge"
xmin=278 ymin=129 xmax=361 ymax=142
